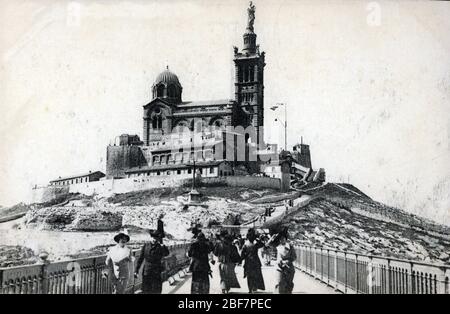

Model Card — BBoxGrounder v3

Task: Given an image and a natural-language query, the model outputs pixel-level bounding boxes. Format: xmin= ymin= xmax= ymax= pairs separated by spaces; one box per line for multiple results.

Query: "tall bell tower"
xmin=233 ymin=1 xmax=265 ymax=145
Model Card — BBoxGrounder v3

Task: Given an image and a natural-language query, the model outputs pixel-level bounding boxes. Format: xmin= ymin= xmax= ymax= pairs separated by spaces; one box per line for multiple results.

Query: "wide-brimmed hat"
xmin=279 ymin=226 xmax=289 ymax=239
xmin=274 ymin=227 xmax=289 ymax=242
xmin=148 ymin=229 xmax=161 ymax=238
xmin=114 ymin=229 xmax=130 ymax=243
xmin=219 ymin=229 xmax=229 ymax=238
xmin=187 ymin=224 xmax=201 ymax=237
xmin=246 ymin=228 xmax=257 ymax=241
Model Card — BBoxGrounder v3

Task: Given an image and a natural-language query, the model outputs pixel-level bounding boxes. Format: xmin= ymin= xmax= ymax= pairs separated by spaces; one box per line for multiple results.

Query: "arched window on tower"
xmin=156 ymin=84 xmax=165 ymax=97
xmin=152 ymin=115 xmax=163 ymax=129
xmin=168 ymin=85 xmax=176 ymax=98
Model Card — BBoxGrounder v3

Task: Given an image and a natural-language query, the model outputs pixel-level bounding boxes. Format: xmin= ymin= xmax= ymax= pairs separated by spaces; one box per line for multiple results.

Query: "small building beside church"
xmin=49 ymin=171 xmax=105 ymax=186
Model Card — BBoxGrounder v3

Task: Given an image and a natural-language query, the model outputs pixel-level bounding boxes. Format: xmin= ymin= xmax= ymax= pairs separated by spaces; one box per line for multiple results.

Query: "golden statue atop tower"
xmin=247 ymin=1 xmax=256 ymax=31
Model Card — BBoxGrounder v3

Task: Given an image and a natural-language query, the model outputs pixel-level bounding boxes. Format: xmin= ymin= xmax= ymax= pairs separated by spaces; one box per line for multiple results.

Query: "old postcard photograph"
xmin=0 ymin=0 xmax=449 ymax=301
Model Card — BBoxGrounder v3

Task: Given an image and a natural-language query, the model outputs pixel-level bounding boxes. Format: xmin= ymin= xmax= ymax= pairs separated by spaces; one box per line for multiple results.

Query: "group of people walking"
xmin=187 ymin=226 xmax=297 ymax=294
xmin=104 ymin=214 xmax=297 ymax=294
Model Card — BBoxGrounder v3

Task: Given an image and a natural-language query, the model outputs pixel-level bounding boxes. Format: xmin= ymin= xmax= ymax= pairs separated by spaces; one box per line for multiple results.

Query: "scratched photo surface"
xmin=0 ymin=0 xmax=449 ymax=295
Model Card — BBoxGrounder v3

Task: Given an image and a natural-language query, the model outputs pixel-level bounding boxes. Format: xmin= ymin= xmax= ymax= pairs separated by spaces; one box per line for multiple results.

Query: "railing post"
xmin=436 ymin=268 xmax=446 ymax=294
xmin=315 ymin=247 xmax=318 ymax=277
xmin=334 ymin=251 xmax=338 ymax=291
xmin=0 ymin=269 xmax=3 ymax=294
xmin=327 ymin=249 xmax=330 ymax=286
xmin=355 ymin=254 xmax=359 ymax=293
xmin=368 ymin=256 xmax=373 ymax=294
xmin=386 ymin=259 xmax=391 ymax=294
xmin=93 ymin=258 xmax=98 ymax=294
xmin=301 ymin=246 xmax=305 ymax=271
xmin=344 ymin=252 xmax=347 ymax=293
xmin=320 ymin=248 xmax=323 ymax=280
xmin=445 ymin=272 xmax=449 ymax=294
xmin=306 ymin=246 xmax=312 ymax=274
xmin=39 ymin=252 xmax=50 ymax=294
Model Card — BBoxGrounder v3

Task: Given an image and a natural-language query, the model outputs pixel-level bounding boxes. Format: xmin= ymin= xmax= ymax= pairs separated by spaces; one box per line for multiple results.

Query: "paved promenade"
xmin=162 ymin=264 xmax=338 ymax=294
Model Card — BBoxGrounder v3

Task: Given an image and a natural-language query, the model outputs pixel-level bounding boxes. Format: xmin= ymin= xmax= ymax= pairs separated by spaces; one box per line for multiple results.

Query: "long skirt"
xmin=245 ymin=267 xmax=265 ymax=292
xmin=274 ymin=265 xmax=295 ymax=294
xmin=111 ymin=275 xmax=129 ymax=294
xmin=141 ymin=273 xmax=163 ymax=294
xmin=191 ymin=271 xmax=210 ymax=294
xmin=219 ymin=263 xmax=240 ymax=291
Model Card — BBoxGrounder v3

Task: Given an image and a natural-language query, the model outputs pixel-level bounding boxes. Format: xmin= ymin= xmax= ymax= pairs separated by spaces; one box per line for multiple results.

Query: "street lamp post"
xmin=271 ymin=103 xmax=288 ymax=151
xmin=188 ymin=127 xmax=201 ymax=204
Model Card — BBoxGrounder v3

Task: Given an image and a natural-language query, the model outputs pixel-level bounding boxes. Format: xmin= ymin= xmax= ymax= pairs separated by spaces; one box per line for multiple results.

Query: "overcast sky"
xmin=0 ymin=0 xmax=449 ymax=224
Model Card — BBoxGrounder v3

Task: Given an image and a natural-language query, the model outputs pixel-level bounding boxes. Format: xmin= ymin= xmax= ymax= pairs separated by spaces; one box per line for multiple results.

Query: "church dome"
xmin=154 ymin=67 xmax=182 ymax=87
xmin=152 ymin=67 xmax=183 ymax=103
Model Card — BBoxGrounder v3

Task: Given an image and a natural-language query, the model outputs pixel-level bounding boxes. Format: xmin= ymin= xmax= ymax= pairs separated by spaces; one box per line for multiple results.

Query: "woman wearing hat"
xmin=105 ymin=229 xmax=133 ymax=294
xmin=213 ymin=231 xmax=241 ymax=294
xmin=188 ymin=232 xmax=214 ymax=294
xmin=240 ymin=228 xmax=265 ymax=293
xmin=134 ymin=229 xmax=169 ymax=294
xmin=267 ymin=226 xmax=296 ymax=294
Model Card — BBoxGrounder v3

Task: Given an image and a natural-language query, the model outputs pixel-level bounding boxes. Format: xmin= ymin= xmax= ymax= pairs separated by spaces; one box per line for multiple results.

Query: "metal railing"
xmin=0 ymin=243 xmax=190 ymax=294
xmin=293 ymin=245 xmax=450 ymax=294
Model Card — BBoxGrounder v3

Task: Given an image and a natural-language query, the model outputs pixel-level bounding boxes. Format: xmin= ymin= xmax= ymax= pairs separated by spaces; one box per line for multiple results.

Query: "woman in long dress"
xmin=188 ymin=232 xmax=213 ymax=294
xmin=240 ymin=228 xmax=265 ymax=293
xmin=267 ymin=227 xmax=296 ymax=294
xmin=213 ymin=232 xmax=241 ymax=294
xmin=105 ymin=229 xmax=133 ymax=294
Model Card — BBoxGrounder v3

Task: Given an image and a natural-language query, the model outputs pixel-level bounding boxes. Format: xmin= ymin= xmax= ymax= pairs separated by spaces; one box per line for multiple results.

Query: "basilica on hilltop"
xmin=47 ymin=3 xmax=323 ymax=193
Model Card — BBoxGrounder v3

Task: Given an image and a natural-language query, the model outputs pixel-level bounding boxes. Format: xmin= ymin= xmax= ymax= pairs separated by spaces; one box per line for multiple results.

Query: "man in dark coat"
xmin=135 ymin=229 xmax=169 ymax=294
xmin=188 ymin=232 xmax=213 ymax=294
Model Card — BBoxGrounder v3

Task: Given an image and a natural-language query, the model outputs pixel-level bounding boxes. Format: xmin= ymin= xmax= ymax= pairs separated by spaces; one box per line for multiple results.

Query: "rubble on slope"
xmin=277 ymin=195 xmax=450 ymax=264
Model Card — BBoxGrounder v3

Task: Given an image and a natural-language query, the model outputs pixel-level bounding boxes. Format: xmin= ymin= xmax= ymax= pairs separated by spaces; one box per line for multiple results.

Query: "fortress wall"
xmin=197 ymin=176 xmax=280 ymax=190
xmin=223 ymin=176 xmax=280 ymax=190
xmin=69 ymin=180 xmax=114 ymax=196
xmin=32 ymin=176 xmax=281 ymax=203
xmin=106 ymin=145 xmax=147 ymax=179
xmin=68 ymin=176 xmax=191 ymax=196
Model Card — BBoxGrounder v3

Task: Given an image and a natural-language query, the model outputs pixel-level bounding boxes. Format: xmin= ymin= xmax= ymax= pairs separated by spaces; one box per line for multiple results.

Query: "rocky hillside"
xmin=3 ymin=182 xmax=450 ymax=267
xmin=0 ymin=203 xmax=32 ymax=221
xmin=0 ymin=246 xmax=38 ymax=267
xmin=24 ymin=186 xmax=284 ymax=239
xmin=268 ymin=183 xmax=450 ymax=265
